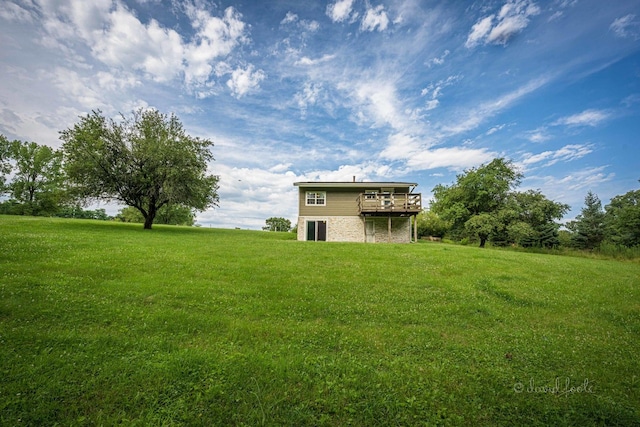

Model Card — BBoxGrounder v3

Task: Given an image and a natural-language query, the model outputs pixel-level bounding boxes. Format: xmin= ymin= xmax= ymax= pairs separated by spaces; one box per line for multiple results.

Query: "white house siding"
xmin=298 ymin=215 xmax=412 ymax=243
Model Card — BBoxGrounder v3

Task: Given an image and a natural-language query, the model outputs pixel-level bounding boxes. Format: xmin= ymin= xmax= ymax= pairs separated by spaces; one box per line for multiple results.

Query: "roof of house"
xmin=294 ymin=181 xmax=418 ymax=189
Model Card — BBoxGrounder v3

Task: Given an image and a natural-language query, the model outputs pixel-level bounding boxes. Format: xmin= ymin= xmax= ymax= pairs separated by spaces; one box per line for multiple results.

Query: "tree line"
xmin=0 ymin=109 xmax=219 ymax=229
xmin=419 ymin=158 xmax=639 ymax=251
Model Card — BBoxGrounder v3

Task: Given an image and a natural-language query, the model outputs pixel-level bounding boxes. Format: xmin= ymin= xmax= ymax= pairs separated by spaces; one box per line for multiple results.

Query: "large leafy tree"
xmin=567 ymin=191 xmax=606 ymax=249
xmin=5 ymin=140 xmax=65 ymax=216
xmin=431 ymin=158 xmax=523 ymax=247
xmin=503 ymin=190 xmax=569 ymax=248
xmin=604 ymin=187 xmax=640 ymax=247
xmin=431 ymin=158 xmax=568 ymax=248
xmin=60 ymin=109 xmax=219 ymax=229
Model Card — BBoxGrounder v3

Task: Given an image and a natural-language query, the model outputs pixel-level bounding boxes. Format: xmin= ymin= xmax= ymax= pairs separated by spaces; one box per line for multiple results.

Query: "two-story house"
xmin=293 ymin=181 xmax=422 ymax=243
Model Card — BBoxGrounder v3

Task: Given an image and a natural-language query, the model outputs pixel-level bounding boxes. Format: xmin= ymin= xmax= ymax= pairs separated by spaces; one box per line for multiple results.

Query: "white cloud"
xmin=466 ymin=15 xmax=495 ymax=48
xmin=420 ymin=74 xmax=462 ymax=111
xmin=427 ymin=50 xmax=450 ymax=67
xmin=610 ymin=14 xmax=640 ymax=40
xmin=226 ymin=64 xmax=266 ymax=98
xmin=281 ymin=11 xmax=298 ymax=25
xmin=441 ymin=76 xmax=548 ymax=135
xmin=93 ymin=9 xmax=184 ymax=83
xmin=524 ymin=165 xmax=615 ymax=209
xmin=199 ymin=163 xmax=300 ymax=229
xmin=520 ymin=144 xmax=593 ymax=167
xmin=379 ymin=132 xmax=494 ymax=171
xmin=555 ymin=166 xmax=615 ymax=191
xmin=345 ymin=79 xmax=409 ymax=130
xmin=26 ymin=1 xmax=254 ymax=98
xmin=552 ymin=109 xmax=610 ymax=127
xmin=407 ymin=146 xmax=496 ymax=171
xmin=326 ymin=0 xmax=356 ymax=23
xmin=0 ymin=1 xmax=34 ymax=23
xmin=183 ymin=6 xmax=249 ymax=91
xmin=523 ymin=128 xmax=552 ymax=143
xmin=466 ymin=0 xmax=540 ymax=48
xmin=294 ymin=54 xmax=336 ymax=66
xmin=486 ymin=124 xmax=506 ymax=135
xmin=294 ymin=81 xmax=323 ymax=117
xmin=361 ymin=5 xmax=390 ymax=32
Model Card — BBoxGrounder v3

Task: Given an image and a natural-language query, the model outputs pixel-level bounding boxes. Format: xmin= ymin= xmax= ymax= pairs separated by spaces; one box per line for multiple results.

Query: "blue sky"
xmin=1 ymin=0 xmax=639 ymax=229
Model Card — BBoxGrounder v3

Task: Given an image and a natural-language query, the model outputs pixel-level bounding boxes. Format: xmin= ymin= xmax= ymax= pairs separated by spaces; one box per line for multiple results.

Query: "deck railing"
xmin=358 ymin=193 xmax=422 ymax=214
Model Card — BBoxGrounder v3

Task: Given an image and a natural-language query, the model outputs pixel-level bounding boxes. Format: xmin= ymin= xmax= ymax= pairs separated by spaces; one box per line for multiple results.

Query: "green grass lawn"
xmin=1 ymin=215 xmax=639 ymax=426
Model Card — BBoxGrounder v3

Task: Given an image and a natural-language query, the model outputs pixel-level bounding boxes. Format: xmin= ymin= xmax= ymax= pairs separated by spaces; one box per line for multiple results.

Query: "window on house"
xmin=306 ymin=191 xmax=326 ymax=206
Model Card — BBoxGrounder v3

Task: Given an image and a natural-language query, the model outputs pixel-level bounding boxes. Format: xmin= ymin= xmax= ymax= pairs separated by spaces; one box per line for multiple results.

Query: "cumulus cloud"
xmin=227 ymin=64 xmax=266 ymax=98
xmin=326 ymin=0 xmax=356 ymax=23
xmin=552 ymin=109 xmax=610 ymax=127
xmin=610 ymin=14 xmax=640 ymax=40
xmin=22 ymin=1 xmax=256 ymax=98
xmin=466 ymin=0 xmax=540 ymax=48
xmin=361 ymin=5 xmax=390 ymax=32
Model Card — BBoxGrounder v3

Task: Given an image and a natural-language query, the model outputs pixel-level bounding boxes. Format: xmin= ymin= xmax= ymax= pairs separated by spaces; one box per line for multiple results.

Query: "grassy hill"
xmin=1 ymin=216 xmax=639 ymax=426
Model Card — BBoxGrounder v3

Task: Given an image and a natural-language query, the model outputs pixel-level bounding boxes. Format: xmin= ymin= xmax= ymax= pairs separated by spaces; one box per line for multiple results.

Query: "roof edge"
xmin=294 ymin=181 xmax=418 ymax=188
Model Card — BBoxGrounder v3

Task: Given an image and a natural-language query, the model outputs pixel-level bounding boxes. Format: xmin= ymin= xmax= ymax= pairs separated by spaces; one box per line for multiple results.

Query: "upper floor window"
xmin=306 ymin=191 xmax=326 ymax=206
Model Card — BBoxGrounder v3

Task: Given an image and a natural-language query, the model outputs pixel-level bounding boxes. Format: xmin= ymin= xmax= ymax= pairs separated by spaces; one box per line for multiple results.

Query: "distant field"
xmin=1 ymin=215 xmax=639 ymax=426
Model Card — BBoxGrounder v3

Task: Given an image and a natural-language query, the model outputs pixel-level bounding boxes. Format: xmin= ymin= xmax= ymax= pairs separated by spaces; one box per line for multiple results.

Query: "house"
xmin=293 ymin=180 xmax=422 ymax=243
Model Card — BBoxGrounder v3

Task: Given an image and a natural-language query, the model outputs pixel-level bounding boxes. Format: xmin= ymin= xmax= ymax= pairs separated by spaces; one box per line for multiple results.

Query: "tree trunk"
xmin=143 ymin=203 xmax=157 ymax=230
xmin=479 ymin=236 xmax=487 ymax=248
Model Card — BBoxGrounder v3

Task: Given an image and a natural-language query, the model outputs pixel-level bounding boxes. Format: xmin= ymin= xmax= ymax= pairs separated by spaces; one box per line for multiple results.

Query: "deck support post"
xmin=388 ymin=215 xmax=392 ymax=243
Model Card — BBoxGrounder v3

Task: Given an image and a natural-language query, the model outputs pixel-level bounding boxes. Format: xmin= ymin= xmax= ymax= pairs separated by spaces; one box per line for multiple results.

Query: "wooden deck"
xmin=358 ymin=193 xmax=422 ymax=215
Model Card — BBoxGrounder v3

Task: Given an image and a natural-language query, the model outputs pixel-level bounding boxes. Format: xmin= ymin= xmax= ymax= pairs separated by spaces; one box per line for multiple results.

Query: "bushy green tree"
xmin=431 ymin=158 xmax=567 ymax=247
xmin=604 ymin=187 xmax=640 ymax=247
xmin=431 ymin=158 xmax=522 ymax=247
xmin=507 ymin=190 xmax=568 ymax=248
xmin=5 ymin=140 xmax=65 ymax=216
xmin=464 ymin=213 xmax=499 ymax=248
xmin=263 ymin=217 xmax=291 ymax=232
xmin=416 ymin=210 xmax=450 ymax=238
xmin=60 ymin=109 xmax=219 ymax=229
xmin=0 ymin=135 xmax=11 ymax=192
xmin=567 ymin=191 xmax=606 ymax=250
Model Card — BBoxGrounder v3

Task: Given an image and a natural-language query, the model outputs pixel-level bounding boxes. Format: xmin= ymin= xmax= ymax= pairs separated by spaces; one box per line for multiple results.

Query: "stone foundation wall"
xmin=368 ymin=217 xmax=411 ymax=243
xmin=297 ymin=216 xmax=364 ymax=242
xmin=297 ymin=216 xmax=412 ymax=243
